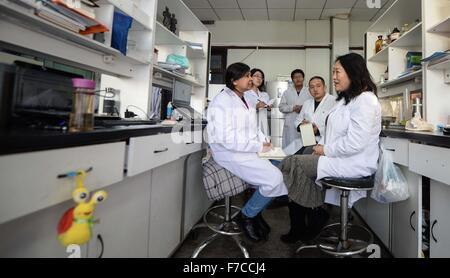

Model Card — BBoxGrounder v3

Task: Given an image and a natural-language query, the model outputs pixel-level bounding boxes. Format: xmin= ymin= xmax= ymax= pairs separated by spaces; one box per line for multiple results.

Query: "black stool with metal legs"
xmin=191 ymin=195 xmax=249 ymax=258
xmin=297 ymin=176 xmax=375 ymax=257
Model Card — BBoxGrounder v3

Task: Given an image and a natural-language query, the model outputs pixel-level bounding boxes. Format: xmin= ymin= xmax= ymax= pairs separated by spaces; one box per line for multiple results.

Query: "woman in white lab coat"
xmin=245 ymin=68 xmax=272 ymax=138
xmin=280 ymin=53 xmax=381 ymax=244
xmin=207 ymin=63 xmax=288 ymax=242
xmin=279 ymin=69 xmax=313 ymax=155
xmin=294 ymin=76 xmax=336 ymax=154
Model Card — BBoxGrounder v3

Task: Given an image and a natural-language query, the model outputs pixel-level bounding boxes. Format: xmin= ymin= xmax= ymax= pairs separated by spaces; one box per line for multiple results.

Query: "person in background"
xmin=294 ymin=76 xmax=336 ymax=155
xmin=207 ymin=63 xmax=288 ymax=242
xmin=279 ymin=53 xmax=381 ymax=244
xmin=279 ymin=69 xmax=313 ymax=155
xmin=245 ymin=68 xmax=272 ymax=138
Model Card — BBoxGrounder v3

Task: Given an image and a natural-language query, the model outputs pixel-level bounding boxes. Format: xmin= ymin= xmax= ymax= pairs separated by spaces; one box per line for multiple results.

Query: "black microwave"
xmin=1 ymin=61 xmax=84 ymax=128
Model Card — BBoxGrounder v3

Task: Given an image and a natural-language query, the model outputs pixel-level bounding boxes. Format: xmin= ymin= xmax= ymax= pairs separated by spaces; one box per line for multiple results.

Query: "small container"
xmin=166 ymin=101 xmax=173 ymax=119
xmin=375 ymin=35 xmax=383 ymax=54
xmin=69 ymin=78 xmax=96 ymax=132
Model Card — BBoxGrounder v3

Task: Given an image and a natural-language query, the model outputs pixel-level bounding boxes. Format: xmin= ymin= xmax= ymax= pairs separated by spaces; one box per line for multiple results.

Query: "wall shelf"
xmin=369 ymin=46 xmax=389 ymax=62
xmin=379 ymin=70 xmax=422 ymax=88
xmin=0 ymin=2 xmax=151 ymax=70
xmin=428 ymin=16 xmax=450 ymax=37
xmin=153 ymin=65 xmax=204 ymax=87
xmin=367 ymin=0 xmax=422 ymax=33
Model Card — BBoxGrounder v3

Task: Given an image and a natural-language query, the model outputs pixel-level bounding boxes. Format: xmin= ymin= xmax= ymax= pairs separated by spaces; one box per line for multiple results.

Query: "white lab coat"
xmin=207 ymin=87 xmax=288 ymax=198
xmin=294 ymin=94 xmax=337 ymax=145
xmin=317 ymin=92 xmax=381 ymax=207
xmin=279 ymin=86 xmax=313 ymax=154
xmin=245 ymin=89 xmax=270 ymax=138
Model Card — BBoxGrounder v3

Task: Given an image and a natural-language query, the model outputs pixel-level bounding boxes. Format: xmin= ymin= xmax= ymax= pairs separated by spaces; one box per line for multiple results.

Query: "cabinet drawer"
xmin=127 ymin=133 xmax=180 ymax=176
xmin=381 ymin=137 xmax=409 ymax=167
xmin=180 ymin=130 xmax=203 ymax=157
xmin=0 ymin=142 xmax=126 ymax=224
xmin=409 ymin=143 xmax=450 ymax=185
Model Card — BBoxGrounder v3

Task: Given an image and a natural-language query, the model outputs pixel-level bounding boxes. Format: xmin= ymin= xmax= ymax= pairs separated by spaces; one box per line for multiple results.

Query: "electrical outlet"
xmin=103 ymin=55 xmax=115 ymax=64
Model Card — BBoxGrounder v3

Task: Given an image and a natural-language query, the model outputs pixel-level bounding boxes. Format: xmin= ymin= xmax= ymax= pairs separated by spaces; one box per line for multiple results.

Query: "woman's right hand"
xmin=262 ymin=142 xmax=273 ymax=153
xmin=256 ymin=101 xmax=267 ymax=110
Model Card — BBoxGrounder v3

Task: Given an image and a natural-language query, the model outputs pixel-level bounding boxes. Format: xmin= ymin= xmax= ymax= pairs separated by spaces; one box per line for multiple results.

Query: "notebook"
xmin=258 ymin=147 xmax=286 ymax=160
xmin=300 ymin=123 xmax=317 ymax=147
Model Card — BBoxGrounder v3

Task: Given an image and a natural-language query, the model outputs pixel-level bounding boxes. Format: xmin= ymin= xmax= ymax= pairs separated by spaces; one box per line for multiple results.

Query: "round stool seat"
xmin=316 ymin=223 xmax=374 ymax=257
xmin=321 ymin=176 xmax=374 ymax=191
xmin=203 ymin=204 xmax=242 ymax=236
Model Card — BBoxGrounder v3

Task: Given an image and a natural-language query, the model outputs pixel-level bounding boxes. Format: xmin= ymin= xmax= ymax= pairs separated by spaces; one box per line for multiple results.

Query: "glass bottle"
xmin=375 ymin=35 xmax=383 ymax=54
xmin=69 ymin=78 xmax=96 ymax=132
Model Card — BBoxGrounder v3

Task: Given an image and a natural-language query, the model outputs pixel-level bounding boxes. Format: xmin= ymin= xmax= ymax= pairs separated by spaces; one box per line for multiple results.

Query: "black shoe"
xmin=304 ymin=207 xmax=330 ymax=240
xmin=280 ymin=202 xmax=309 ymax=244
xmin=256 ymin=212 xmax=271 ymax=239
xmin=235 ymin=212 xmax=262 ymax=243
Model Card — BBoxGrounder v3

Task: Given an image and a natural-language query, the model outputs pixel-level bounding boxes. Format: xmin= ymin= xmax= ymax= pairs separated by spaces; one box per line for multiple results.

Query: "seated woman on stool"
xmin=280 ymin=53 xmax=381 ymax=244
xmin=207 ymin=62 xmax=288 ymax=242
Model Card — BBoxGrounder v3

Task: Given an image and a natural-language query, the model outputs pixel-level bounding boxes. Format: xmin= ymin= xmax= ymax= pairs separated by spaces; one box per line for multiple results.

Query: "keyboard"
xmin=96 ymin=118 xmax=159 ymax=127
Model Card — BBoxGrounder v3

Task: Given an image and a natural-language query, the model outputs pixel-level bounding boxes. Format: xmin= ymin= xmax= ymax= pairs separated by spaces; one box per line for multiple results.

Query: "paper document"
xmin=300 ymin=123 xmax=316 ymax=147
xmin=258 ymin=147 xmax=286 ymax=160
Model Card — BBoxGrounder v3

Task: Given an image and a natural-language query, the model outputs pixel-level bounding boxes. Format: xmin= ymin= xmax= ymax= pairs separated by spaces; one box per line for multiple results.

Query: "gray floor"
xmin=173 ymin=193 xmax=392 ymax=258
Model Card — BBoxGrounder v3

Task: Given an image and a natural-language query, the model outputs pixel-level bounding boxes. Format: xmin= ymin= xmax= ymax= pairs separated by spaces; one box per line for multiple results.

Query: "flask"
xmin=69 ymin=78 xmax=96 ymax=132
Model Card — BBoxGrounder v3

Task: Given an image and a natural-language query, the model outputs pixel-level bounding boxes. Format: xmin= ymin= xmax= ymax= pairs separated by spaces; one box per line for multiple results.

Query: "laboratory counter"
xmin=0 ymin=123 xmax=206 ymax=156
xmin=381 ymin=128 xmax=450 ymax=149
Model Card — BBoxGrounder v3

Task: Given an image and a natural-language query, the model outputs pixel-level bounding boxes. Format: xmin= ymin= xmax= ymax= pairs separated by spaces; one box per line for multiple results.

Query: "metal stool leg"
xmin=232 ymin=235 xmax=250 ymax=258
xmin=192 ymin=233 xmax=220 ymax=258
xmin=191 ymin=196 xmax=250 ymax=258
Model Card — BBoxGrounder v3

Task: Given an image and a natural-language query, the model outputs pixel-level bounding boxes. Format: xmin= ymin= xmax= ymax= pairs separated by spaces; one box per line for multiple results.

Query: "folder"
xmin=50 ymin=0 xmax=109 ymax=35
xmin=299 ymin=123 xmax=316 ymax=147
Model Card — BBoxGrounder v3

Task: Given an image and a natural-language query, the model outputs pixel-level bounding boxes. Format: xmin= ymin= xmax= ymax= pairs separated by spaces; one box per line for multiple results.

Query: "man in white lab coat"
xmin=279 ymin=69 xmax=313 ymax=155
xmin=294 ymin=76 xmax=336 ymax=154
xmin=207 ymin=63 xmax=288 ymax=243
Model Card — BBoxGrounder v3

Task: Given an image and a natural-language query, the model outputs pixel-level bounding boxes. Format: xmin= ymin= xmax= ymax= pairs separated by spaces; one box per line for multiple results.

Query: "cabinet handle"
xmin=431 ymin=220 xmax=438 ymax=243
xmin=186 ymin=142 xmax=194 ymax=145
xmin=97 ymin=234 xmax=104 ymax=258
xmin=409 ymin=211 xmax=416 ymax=232
xmin=154 ymin=148 xmax=169 ymax=153
xmin=57 ymin=167 xmax=93 ymax=179
xmin=386 ymin=148 xmax=396 ymax=152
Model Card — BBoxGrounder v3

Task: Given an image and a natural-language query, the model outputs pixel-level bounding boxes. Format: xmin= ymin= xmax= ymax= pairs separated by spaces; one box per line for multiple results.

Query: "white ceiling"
xmin=182 ymin=0 xmax=395 ymax=21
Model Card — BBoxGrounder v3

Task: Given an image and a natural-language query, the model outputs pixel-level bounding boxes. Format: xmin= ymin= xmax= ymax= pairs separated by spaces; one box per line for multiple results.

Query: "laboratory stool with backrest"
xmin=191 ymin=158 xmax=250 ymax=258
xmin=296 ymin=176 xmax=375 ymax=257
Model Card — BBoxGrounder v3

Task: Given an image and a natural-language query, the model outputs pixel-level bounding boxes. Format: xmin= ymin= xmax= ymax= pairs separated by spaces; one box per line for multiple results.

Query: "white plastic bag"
xmin=371 ymin=144 xmax=410 ymax=203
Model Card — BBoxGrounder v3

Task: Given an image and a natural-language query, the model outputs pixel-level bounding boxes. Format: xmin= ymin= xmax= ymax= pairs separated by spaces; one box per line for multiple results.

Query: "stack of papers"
xmin=258 ymin=147 xmax=286 ymax=160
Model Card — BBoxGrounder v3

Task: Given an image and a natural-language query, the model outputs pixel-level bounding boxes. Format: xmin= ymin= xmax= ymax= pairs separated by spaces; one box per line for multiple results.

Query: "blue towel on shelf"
xmin=111 ymin=12 xmax=133 ymax=55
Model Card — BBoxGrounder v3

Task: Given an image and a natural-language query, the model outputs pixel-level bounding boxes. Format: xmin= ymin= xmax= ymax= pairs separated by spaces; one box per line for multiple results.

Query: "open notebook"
xmin=258 ymin=147 xmax=286 ymax=160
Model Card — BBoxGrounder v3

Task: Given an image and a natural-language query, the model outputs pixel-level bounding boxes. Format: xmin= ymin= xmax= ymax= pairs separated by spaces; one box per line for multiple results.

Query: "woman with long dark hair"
xmin=279 ymin=53 xmax=381 ymax=243
xmin=245 ymin=68 xmax=272 ymax=138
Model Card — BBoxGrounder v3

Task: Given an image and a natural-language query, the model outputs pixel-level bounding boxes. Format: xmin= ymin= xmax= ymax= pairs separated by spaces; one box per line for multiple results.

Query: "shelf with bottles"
xmin=368 ymin=22 xmax=422 ymax=63
xmin=428 ymin=16 xmax=450 ymax=37
xmin=0 ymin=1 xmax=153 ymax=77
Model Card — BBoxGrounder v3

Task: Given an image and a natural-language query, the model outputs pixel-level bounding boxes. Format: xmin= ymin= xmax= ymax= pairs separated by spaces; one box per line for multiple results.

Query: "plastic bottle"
xmin=69 ymin=78 xmax=96 ymax=132
xmin=166 ymin=101 xmax=173 ymax=119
